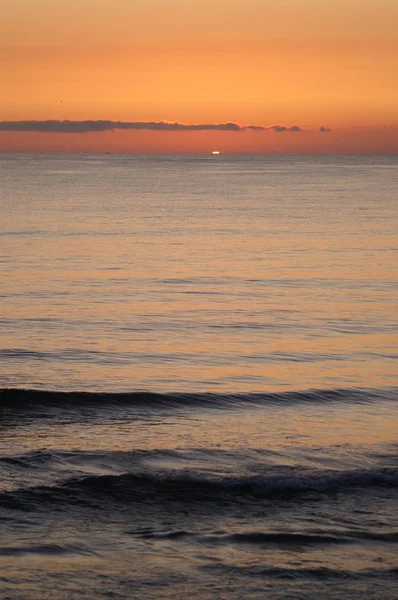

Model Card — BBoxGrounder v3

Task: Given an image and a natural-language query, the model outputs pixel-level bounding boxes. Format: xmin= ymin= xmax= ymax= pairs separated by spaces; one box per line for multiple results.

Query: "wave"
xmin=130 ymin=528 xmax=398 ymax=546
xmin=0 ymin=543 xmax=95 ymax=557
xmin=1 ymin=465 xmax=396 ymax=512
xmin=202 ymin=563 xmax=398 ymax=582
xmin=1 ymin=386 xmax=396 ymax=414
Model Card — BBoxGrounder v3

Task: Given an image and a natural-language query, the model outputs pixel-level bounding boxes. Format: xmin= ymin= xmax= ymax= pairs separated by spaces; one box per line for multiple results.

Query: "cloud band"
xmin=0 ymin=120 xmax=311 ymax=134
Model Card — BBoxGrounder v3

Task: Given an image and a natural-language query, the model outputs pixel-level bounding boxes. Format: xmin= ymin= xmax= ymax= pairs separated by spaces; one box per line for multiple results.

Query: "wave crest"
xmin=1 ymin=466 xmax=396 ymax=511
xmin=1 ymin=386 xmax=395 ymax=413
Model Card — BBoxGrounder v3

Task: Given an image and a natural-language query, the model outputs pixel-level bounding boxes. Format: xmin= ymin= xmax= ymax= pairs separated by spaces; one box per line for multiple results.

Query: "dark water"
xmin=1 ymin=154 xmax=397 ymax=598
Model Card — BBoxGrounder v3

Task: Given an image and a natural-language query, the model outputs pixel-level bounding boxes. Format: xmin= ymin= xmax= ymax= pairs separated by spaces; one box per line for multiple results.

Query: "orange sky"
xmin=1 ymin=0 xmax=397 ymax=153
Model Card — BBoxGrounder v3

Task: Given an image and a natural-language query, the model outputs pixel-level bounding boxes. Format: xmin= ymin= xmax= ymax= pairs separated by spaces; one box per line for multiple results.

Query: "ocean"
xmin=1 ymin=153 xmax=397 ymax=599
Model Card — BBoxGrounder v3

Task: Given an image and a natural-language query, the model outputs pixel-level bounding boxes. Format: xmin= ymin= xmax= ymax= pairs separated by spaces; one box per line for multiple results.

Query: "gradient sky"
xmin=1 ymin=0 xmax=397 ymax=153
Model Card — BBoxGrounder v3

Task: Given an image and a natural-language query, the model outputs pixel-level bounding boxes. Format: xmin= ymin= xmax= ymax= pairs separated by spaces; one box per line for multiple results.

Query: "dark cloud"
xmin=0 ymin=120 xmax=113 ymax=133
xmin=0 ymin=121 xmax=315 ymax=134
xmin=0 ymin=120 xmax=243 ymax=133
xmin=268 ymin=125 xmax=303 ymax=132
xmin=243 ymin=125 xmax=266 ymax=131
xmin=319 ymin=126 xmax=332 ymax=132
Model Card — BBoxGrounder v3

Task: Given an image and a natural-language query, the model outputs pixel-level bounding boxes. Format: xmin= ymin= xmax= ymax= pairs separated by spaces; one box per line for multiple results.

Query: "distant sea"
xmin=1 ymin=153 xmax=397 ymax=599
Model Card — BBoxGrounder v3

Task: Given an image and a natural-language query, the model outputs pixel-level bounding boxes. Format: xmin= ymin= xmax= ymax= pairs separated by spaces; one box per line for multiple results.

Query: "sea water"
xmin=0 ymin=153 xmax=397 ymax=599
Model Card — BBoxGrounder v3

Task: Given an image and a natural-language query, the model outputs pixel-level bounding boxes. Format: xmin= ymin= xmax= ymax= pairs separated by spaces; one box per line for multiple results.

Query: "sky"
xmin=1 ymin=0 xmax=397 ymax=153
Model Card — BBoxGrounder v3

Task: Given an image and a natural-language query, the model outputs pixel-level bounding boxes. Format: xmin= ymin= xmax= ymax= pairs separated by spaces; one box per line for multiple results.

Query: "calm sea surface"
xmin=0 ymin=154 xmax=397 ymax=599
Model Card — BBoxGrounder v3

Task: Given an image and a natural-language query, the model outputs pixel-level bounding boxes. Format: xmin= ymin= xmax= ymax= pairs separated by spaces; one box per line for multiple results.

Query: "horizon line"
xmin=1 ymin=149 xmax=397 ymax=156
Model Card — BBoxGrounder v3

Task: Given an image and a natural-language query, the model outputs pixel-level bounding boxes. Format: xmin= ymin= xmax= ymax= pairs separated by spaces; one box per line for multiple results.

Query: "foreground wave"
xmin=1 ymin=466 xmax=397 ymax=512
xmin=1 ymin=386 xmax=396 ymax=413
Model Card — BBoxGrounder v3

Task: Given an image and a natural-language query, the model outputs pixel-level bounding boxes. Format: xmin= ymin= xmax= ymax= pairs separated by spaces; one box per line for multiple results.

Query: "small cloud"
xmin=319 ymin=126 xmax=332 ymax=132
xmin=243 ymin=125 xmax=266 ymax=131
xmin=269 ymin=125 xmax=288 ymax=132
xmin=289 ymin=125 xmax=303 ymax=132
xmin=268 ymin=125 xmax=303 ymax=133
